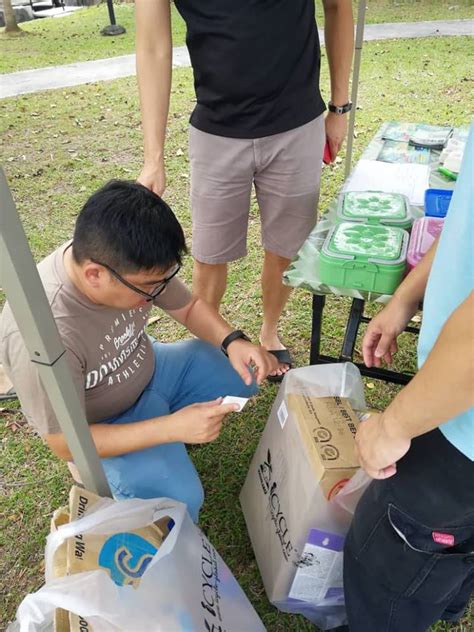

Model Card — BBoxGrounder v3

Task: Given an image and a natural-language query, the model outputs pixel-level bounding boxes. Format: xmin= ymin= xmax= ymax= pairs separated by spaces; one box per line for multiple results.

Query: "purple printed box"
xmin=288 ymin=529 xmax=345 ymax=605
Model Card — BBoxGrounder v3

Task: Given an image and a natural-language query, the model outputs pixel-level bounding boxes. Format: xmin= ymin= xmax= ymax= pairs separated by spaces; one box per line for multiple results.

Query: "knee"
xmin=181 ymin=476 xmax=205 ymax=523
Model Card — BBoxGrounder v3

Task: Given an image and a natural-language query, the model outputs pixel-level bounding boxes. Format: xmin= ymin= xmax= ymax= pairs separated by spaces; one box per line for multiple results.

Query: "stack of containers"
xmin=319 ymin=191 xmax=411 ymax=294
xmin=406 ymin=188 xmax=451 ymax=270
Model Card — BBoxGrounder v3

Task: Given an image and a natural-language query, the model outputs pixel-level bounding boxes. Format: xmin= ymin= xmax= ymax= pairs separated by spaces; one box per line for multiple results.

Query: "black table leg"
xmin=309 ymin=293 xmax=416 ymax=385
xmin=310 ymin=294 xmax=326 ymax=365
xmin=340 ymin=298 xmax=364 ymax=362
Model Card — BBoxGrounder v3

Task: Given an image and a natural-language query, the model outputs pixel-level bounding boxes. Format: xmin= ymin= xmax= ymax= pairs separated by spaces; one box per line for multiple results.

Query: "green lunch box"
xmin=337 ymin=191 xmax=412 ymax=229
xmin=320 ymin=222 xmax=409 ymax=294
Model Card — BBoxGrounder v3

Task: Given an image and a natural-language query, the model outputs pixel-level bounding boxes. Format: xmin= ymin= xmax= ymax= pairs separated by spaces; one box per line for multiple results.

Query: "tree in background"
xmin=3 ymin=0 xmax=23 ymax=35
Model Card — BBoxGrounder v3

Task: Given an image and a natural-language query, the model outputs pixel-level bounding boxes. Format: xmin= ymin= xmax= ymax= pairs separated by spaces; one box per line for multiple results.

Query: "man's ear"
xmin=82 ymin=262 xmax=105 ymax=289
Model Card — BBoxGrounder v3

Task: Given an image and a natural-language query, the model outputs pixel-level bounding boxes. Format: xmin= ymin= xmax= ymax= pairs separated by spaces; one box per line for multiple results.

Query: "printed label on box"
xmin=289 ymin=529 xmax=345 ymax=605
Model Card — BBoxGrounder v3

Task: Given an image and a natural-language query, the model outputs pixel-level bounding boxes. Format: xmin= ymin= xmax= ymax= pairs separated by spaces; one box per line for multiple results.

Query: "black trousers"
xmin=343 ymin=429 xmax=474 ymax=632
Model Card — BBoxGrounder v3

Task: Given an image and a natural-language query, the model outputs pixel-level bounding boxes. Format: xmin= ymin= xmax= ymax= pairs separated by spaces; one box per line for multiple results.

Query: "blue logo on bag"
xmin=98 ymin=533 xmax=158 ymax=587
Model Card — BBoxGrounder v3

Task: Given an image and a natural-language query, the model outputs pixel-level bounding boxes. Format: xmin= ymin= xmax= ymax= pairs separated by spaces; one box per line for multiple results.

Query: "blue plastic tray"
xmin=424 ymin=188 xmax=453 ymax=218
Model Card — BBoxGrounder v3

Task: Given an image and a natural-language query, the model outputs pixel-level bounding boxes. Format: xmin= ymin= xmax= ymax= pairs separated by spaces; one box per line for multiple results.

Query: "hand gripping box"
xmin=240 ymin=367 xmax=361 ymax=606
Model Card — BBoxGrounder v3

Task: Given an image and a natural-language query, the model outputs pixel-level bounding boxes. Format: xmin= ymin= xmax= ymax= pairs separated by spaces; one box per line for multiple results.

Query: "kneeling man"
xmin=0 ymin=180 xmax=279 ymax=521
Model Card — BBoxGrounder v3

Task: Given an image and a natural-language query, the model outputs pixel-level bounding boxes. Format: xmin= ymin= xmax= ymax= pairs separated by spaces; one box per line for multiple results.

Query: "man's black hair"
xmin=72 ymin=180 xmax=187 ymax=273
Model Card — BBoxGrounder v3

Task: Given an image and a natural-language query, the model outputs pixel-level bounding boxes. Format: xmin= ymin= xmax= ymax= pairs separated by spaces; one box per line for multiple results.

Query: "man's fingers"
xmin=374 ymin=333 xmax=395 ymax=366
xmin=367 ymin=464 xmax=397 ymax=480
xmin=328 ymin=138 xmax=339 ymax=161
xmin=209 ymin=403 xmax=239 ymax=417
xmin=362 ymin=330 xmax=381 ymax=367
xmin=194 ymin=398 xmax=223 ymax=409
xmin=253 ymin=364 xmax=265 ymax=385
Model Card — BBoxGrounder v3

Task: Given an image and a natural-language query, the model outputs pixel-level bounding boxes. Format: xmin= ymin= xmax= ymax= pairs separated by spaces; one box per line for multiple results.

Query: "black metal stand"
xmin=101 ymin=0 xmax=126 ymax=36
xmin=310 ymin=294 xmax=417 ymax=385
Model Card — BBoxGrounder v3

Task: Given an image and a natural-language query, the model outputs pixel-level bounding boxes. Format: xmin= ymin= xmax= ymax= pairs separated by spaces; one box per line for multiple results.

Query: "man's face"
xmin=83 ymin=262 xmax=179 ymax=309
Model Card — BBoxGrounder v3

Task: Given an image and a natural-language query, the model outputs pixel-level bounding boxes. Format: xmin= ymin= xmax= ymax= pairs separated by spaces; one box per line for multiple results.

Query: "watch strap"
xmin=328 ymin=100 xmax=352 ymax=114
xmin=221 ymin=330 xmax=251 ymax=356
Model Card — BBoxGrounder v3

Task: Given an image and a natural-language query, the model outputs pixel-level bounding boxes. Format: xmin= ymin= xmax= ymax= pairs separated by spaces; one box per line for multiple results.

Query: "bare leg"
xmin=192 ymin=260 xmax=228 ymax=311
xmin=260 ymin=250 xmax=292 ymax=373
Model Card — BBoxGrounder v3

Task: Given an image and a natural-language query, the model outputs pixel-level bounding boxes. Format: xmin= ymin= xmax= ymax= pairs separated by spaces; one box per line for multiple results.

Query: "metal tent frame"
xmin=0 ymin=2 xmax=367 ymax=493
xmin=0 ymin=169 xmax=111 ymax=497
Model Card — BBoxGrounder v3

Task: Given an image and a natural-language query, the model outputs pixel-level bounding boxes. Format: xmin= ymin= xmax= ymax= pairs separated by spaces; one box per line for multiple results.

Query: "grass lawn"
xmin=0 ymin=0 xmax=473 ymax=73
xmin=1 ymin=34 xmax=473 ymax=630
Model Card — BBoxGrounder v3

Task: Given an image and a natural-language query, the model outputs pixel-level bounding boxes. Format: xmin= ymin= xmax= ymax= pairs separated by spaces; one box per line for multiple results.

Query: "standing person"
xmin=135 ymin=0 xmax=354 ymax=379
xmin=343 ymin=126 xmax=474 ymax=631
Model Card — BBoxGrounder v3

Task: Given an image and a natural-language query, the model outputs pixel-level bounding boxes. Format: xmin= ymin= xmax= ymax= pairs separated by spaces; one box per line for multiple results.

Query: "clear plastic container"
xmin=337 ymin=191 xmax=412 ymax=229
xmin=320 ymin=223 xmax=408 ymax=294
xmin=407 ymin=217 xmax=444 ymax=270
xmin=424 ymin=188 xmax=453 ymax=218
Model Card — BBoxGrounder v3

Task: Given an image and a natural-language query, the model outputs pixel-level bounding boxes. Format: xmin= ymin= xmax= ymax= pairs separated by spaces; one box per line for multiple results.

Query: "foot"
xmin=259 ymin=331 xmax=291 ymax=379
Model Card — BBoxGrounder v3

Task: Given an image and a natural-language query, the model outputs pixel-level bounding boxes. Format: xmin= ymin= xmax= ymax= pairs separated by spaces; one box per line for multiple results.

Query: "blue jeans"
xmin=101 ymin=340 xmax=257 ymax=522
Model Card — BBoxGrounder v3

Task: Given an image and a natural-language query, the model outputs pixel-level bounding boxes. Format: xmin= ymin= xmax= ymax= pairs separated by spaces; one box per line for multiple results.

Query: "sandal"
xmin=266 ymin=348 xmax=293 ymax=384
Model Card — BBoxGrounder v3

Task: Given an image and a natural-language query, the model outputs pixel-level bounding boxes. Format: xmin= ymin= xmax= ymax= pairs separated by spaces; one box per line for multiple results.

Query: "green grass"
xmin=1 ymin=0 xmax=473 ymax=73
xmin=0 ymin=2 xmax=187 ymax=73
xmin=1 ymin=35 xmax=474 ymax=630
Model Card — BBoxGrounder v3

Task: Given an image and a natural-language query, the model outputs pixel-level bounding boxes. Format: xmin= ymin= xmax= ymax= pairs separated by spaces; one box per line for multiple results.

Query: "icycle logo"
xmin=258 ymin=448 xmax=294 ymax=561
xmin=258 ymin=449 xmax=272 ymax=493
xmin=200 ymin=536 xmax=227 ymax=632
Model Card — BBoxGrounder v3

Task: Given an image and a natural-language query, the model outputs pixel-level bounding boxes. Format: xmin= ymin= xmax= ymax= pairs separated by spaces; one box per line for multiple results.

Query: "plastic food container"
xmin=337 ymin=191 xmax=412 ymax=229
xmin=424 ymin=188 xmax=453 ymax=218
xmin=320 ymin=222 xmax=409 ymax=294
xmin=407 ymin=217 xmax=444 ymax=270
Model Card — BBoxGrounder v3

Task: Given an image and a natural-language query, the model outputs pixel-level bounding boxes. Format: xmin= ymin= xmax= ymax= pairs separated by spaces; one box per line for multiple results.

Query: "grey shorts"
xmin=189 ymin=114 xmax=325 ymax=263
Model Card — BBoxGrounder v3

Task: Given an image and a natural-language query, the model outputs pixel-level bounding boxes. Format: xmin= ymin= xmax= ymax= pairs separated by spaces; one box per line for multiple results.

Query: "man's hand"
xmin=169 ymin=398 xmax=239 ymax=444
xmin=137 ymin=157 xmax=166 ymax=196
xmin=325 ymin=111 xmax=348 ymax=161
xmin=355 ymin=413 xmax=411 ymax=479
xmin=227 ymin=340 xmax=280 ymax=385
xmin=362 ymin=296 xmax=420 ymax=368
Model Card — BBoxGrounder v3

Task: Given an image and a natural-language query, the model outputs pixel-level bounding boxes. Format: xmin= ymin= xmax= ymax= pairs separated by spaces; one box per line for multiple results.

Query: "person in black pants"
xmin=342 ymin=126 xmax=474 ymax=631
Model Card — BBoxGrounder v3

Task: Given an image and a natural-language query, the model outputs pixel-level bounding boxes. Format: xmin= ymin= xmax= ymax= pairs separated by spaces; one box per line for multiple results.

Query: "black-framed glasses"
xmin=91 ymin=259 xmax=181 ymax=302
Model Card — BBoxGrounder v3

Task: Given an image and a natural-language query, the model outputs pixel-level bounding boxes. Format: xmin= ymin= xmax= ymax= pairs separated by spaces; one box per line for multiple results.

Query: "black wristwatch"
xmin=328 ymin=100 xmax=352 ymax=115
xmin=221 ymin=330 xmax=251 ymax=356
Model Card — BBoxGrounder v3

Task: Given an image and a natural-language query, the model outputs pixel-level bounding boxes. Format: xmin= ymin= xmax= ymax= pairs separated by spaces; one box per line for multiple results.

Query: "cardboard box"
xmin=240 ymin=377 xmax=360 ymax=606
xmin=288 ymin=395 xmax=359 ymax=500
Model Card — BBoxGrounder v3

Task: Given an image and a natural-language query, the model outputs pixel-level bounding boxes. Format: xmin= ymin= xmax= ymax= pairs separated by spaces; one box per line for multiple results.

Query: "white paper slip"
xmin=344 ymin=159 xmax=430 ymax=206
xmin=221 ymin=396 xmax=249 ymax=412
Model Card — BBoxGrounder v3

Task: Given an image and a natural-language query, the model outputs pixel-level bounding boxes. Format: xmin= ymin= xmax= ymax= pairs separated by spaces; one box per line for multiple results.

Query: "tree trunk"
xmin=3 ymin=0 xmax=22 ymax=34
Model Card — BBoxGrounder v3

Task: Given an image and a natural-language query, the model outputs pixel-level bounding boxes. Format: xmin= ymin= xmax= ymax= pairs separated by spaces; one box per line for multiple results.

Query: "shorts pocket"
xmin=350 ymin=497 xmax=474 ymax=604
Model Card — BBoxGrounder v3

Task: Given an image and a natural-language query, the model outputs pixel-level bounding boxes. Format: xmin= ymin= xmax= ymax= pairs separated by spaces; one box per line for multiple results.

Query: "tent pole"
xmin=345 ymin=0 xmax=367 ymax=179
xmin=0 ymin=168 xmax=111 ymax=497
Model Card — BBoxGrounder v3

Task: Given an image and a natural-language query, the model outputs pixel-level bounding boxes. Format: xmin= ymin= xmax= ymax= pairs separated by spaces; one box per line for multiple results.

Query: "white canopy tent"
xmin=0 ymin=2 xmax=367 ymax=494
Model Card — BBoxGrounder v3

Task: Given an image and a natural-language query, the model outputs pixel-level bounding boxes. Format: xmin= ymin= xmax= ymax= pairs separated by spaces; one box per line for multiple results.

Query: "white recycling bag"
xmin=9 ymin=497 xmax=265 ymax=632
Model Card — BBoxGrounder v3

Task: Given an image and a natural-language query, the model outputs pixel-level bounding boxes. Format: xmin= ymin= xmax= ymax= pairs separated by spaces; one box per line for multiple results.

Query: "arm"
xmin=135 ymin=0 xmax=172 ymax=195
xmin=362 ymin=238 xmax=439 ymax=367
xmin=167 ymin=296 xmax=279 ymax=384
xmin=45 ymin=398 xmax=239 ymax=461
xmin=322 ymin=0 xmax=354 ymax=159
xmin=356 ymin=291 xmax=474 ymax=479
xmin=2 ymin=313 xmax=238 ymax=462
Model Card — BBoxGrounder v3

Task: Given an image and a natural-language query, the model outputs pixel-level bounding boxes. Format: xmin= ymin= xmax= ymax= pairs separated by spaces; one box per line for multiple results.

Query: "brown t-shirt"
xmin=0 ymin=243 xmax=191 ymax=435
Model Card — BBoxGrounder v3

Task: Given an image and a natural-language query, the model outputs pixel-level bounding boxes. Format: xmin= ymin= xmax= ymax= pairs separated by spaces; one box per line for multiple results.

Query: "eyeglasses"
xmin=91 ymin=259 xmax=181 ymax=302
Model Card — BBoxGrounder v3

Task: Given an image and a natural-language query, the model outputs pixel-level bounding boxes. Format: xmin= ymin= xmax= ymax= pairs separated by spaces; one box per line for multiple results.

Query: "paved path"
xmin=1 ymin=19 xmax=472 ymax=99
